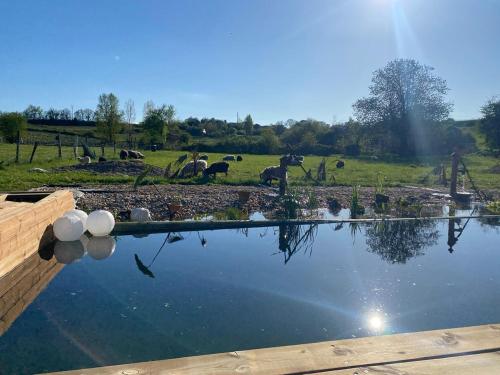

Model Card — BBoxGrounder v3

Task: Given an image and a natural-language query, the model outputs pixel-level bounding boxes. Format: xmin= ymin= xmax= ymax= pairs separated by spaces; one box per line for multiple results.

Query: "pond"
xmin=0 ymin=217 xmax=499 ymax=374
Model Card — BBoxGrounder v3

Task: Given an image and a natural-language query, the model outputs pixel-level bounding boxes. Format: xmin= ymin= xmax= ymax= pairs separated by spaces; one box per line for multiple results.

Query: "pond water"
xmin=0 ymin=217 xmax=499 ymax=374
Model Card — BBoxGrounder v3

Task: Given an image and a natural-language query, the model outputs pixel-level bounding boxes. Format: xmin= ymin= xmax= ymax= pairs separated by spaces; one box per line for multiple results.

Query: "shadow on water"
xmin=134 ymin=232 xmax=184 ymax=278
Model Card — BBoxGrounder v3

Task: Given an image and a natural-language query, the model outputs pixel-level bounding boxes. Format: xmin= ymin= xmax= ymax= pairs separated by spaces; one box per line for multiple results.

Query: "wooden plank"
xmin=0 ymin=190 xmax=74 ymax=278
xmin=324 ymin=351 xmax=500 ymax=374
xmin=44 ymin=324 xmax=500 ymax=375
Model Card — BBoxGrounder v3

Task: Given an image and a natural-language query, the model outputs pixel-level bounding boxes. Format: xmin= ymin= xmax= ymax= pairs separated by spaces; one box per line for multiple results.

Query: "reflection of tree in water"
xmin=365 ymin=220 xmax=439 ymax=264
xmin=277 ymin=224 xmax=318 ymax=264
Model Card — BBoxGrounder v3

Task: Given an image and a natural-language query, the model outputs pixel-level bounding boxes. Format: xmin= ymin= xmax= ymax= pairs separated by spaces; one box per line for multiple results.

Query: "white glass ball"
xmin=53 ymin=215 xmax=85 ymax=242
xmin=64 ymin=209 xmax=88 ymax=230
xmin=87 ymin=236 xmax=116 ymax=260
xmin=87 ymin=210 xmax=115 ymax=236
xmin=54 ymin=240 xmax=85 ymax=264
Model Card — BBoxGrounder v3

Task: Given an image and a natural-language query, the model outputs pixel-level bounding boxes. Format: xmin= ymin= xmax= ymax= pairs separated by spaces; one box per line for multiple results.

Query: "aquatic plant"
xmin=350 ymin=185 xmax=365 ymax=218
xmin=133 ymin=166 xmax=152 ymax=190
xmin=278 ymin=189 xmax=301 ymax=219
xmin=485 ymin=201 xmax=500 ymax=214
xmin=213 ymin=207 xmax=249 ymax=220
xmin=305 ymin=188 xmax=319 ymax=211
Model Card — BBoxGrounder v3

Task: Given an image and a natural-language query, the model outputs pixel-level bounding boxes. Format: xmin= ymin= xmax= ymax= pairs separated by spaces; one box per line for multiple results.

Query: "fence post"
xmin=29 ymin=142 xmax=39 ymax=163
xmin=101 ymin=144 xmax=105 ymax=157
xmin=15 ymin=131 xmax=20 ymax=163
xmin=74 ymin=135 xmax=78 ymax=159
xmin=58 ymin=133 xmax=62 ymax=159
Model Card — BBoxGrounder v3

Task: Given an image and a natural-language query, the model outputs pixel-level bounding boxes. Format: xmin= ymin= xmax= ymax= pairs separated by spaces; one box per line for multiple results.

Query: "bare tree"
xmin=124 ymin=99 xmax=136 ymax=145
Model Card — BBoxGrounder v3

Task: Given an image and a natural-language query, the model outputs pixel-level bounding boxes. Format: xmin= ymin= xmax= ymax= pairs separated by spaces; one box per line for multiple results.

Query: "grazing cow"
xmin=203 ymin=162 xmax=229 ymax=178
xmin=128 ymin=150 xmax=140 ymax=159
xmin=236 ymin=155 xmax=243 ymax=162
xmin=223 ymin=155 xmax=236 ymax=161
xmin=179 ymin=160 xmax=208 ymax=178
xmin=199 ymin=154 xmax=209 ymax=161
xmin=336 ymin=160 xmax=345 ymax=169
xmin=136 ymin=151 xmax=145 ymax=159
xmin=260 ymin=166 xmax=282 ymax=185
xmin=120 ymin=149 xmax=129 ymax=160
xmin=78 ymin=156 xmax=91 ymax=164
xmin=98 ymin=156 xmax=107 ymax=162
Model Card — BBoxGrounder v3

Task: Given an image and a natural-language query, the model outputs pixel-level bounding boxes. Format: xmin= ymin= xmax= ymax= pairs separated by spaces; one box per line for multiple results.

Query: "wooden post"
xmin=57 ymin=133 xmax=62 ymax=159
xmin=73 ymin=135 xmax=78 ymax=159
xmin=113 ymin=141 xmax=116 ymax=155
xmin=101 ymin=144 xmax=105 ymax=157
xmin=15 ymin=131 xmax=20 ymax=163
xmin=450 ymin=151 xmax=459 ymax=198
xmin=279 ymin=157 xmax=287 ymax=196
xmin=29 ymin=142 xmax=39 ymax=163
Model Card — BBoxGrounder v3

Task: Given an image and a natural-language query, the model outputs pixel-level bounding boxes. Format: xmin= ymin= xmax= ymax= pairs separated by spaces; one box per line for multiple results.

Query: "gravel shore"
xmin=31 ymin=184 xmax=462 ymax=221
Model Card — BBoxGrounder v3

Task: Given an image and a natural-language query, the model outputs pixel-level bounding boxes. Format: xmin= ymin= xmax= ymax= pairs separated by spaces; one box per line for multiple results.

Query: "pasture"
xmin=0 ymin=143 xmax=498 ymax=192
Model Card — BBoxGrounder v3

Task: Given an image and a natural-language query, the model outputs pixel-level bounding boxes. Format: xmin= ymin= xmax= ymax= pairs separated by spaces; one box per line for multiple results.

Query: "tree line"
xmin=1 ymin=58 xmax=499 ymax=157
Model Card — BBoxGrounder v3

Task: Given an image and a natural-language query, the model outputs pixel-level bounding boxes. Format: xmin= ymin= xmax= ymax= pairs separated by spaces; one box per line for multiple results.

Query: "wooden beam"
xmin=44 ymin=324 xmax=500 ymax=375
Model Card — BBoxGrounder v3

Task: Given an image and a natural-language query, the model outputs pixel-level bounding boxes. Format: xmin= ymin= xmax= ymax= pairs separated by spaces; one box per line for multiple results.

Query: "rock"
xmin=29 ymin=168 xmax=48 ymax=173
xmin=130 ymin=208 xmax=153 ymax=222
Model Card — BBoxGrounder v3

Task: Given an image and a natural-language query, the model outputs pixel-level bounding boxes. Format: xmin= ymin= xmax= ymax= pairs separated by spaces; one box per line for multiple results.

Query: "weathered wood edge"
xmin=111 ymin=214 xmax=500 ymax=235
xmin=42 ymin=323 xmax=500 ymax=375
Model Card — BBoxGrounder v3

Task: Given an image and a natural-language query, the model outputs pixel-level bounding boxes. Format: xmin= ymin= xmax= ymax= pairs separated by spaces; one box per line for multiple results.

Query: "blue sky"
xmin=0 ymin=0 xmax=499 ymax=124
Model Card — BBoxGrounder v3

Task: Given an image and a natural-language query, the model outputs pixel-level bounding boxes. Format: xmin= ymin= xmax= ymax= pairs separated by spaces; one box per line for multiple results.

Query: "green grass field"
xmin=0 ymin=143 xmax=498 ymax=192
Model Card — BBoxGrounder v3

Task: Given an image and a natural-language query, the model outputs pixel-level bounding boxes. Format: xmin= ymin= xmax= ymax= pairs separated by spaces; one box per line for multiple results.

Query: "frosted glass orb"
xmin=64 ymin=209 xmax=88 ymax=230
xmin=53 ymin=215 xmax=85 ymax=242
xmin=87 ymin=210 xmax=115 ymax=236
xmin=54 ymin=240 xmax=85 ymax=264
xmin=87 ymin=236 xmax=116 ymax=260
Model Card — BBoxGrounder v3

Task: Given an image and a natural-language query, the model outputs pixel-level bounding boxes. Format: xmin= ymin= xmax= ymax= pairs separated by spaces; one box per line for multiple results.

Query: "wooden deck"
xmin=45 ymin=323 xmax=500 ymax=375
xmin=0 ymin=190 xmax=74 ymax=277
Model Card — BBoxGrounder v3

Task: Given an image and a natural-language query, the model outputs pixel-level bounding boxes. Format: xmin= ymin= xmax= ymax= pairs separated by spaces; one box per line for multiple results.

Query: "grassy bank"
xmin=0 ymin=143 xmax=498 ymax=192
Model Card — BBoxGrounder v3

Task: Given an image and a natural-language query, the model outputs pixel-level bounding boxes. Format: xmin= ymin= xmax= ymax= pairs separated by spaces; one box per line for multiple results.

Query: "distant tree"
xmin=74 ymin=108 xmax=95 ymax=121
xmin=59 ymin=108 xmax=72 ymax=120
xmin=82 ymin=108 xmax=95 ymax=121
xmin=259 ymin=127 xmax=280 ymax=154
xmin=0 ymin=112 xmax=27 ymax=143
xmin=23 ymin=105 xmax=44 ymax=119
xmin=353 ymin=59 xmax=453 ymax=155
xmin=244 ymin=114 xmax=254 ymax=135
xmin=124 ymin=99 xmax=136 ymax=143
xmin=142 ymin=104 xmax=176 ymax=144
xmin=143 ymin=100 xmax=155 ymax=119
xmin=95 ymin=93 xmax=123 ymax=142
xmin=45 ymin=108 xmax=61 ymax=120
xmin=480 ymin=97 xmax=500 ymax=150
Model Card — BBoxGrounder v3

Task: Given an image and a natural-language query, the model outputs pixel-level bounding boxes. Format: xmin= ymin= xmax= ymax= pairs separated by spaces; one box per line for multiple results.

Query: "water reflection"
xmin=277 ymin=224 xmax=318 ymax=264
xmin=87 ymin=236 xmax=116 ymax=260
xmin=134 ymin=232 xmax=184 ymax=278
xmin=365 ymin=220 xmax=439 ymax=264
xmin=54 ymin=240 xmax=85 ymax=264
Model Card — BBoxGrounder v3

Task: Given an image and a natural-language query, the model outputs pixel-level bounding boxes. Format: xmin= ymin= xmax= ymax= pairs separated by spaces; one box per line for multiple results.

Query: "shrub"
xmin=0 ymin=112 xmax=27 ymax=143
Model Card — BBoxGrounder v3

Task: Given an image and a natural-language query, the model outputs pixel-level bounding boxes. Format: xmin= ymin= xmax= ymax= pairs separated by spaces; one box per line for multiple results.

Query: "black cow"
xmin=336 ymin=160 xmax=345 ymax=169
xmin=236 ymin=155 xmax=243 ymax=162
xmin=119 ymin=149 xmax=129 ymax=160
xmin=203 ymin=162 xmax=229 ymax=178
xmin=98 ymin=156 xmax=107 ymax=162
xmin=199 ymin=154 xmax=209 ymax=161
